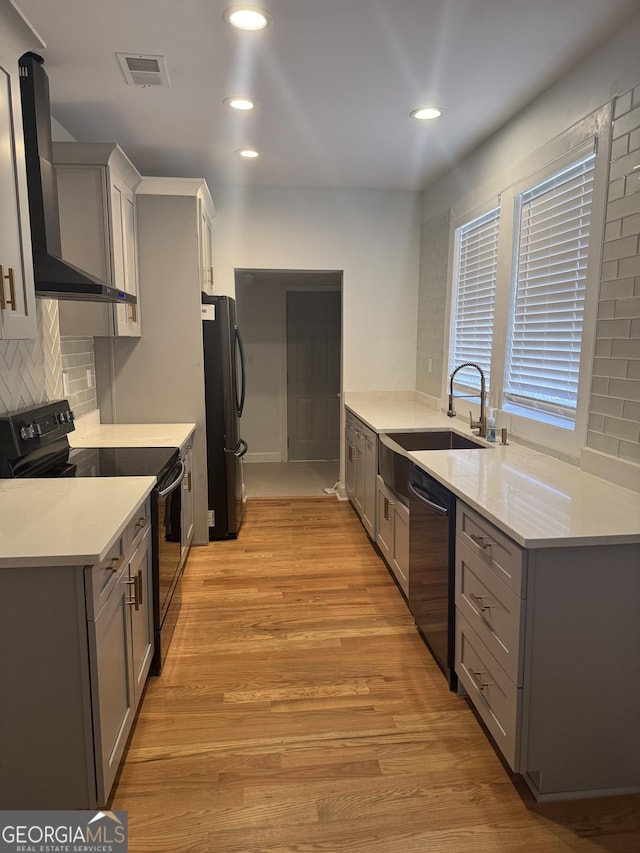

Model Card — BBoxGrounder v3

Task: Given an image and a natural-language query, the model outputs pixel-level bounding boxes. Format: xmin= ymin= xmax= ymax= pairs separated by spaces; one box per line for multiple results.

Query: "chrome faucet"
xmin=447 ymin=362 xmax=488 ymax=439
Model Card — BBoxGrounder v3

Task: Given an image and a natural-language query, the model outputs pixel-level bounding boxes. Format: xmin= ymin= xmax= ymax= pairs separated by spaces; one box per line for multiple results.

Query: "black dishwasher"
xmin=408 ymin=463 xmax=457 ymax=690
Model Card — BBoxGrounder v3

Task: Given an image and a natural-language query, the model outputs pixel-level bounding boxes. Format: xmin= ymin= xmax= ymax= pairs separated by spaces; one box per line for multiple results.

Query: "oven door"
xmin=153 ymin=458 xmax=186 ymax=673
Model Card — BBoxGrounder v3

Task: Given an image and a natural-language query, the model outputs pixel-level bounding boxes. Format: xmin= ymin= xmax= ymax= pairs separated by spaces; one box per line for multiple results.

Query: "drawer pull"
xmin=469 ymin=592 xmax=491 ymax=612
xmin=470 ymin=533 xmax=491 ymax=550
xmin=471 ymin=669 xmax=492 ymax=693
xmin=135 ymin=515 xmax=150 ymax=530
xmin=107 ymin=554 xmax=125 ymax=573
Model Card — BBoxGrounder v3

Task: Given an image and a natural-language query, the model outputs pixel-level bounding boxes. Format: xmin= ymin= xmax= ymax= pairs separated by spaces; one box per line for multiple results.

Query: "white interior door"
xmin=286 ymin=290 xmax=341 ymax=461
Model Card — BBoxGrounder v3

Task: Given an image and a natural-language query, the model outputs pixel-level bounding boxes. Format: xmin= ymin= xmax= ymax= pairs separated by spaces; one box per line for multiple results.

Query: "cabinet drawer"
xmin=456 ymin=611 xmax=521 ymax=771
xmin=455 ymin=538 xmax=525 ymax=685
xmin=457 ymin=503 xmax=526 ymax=597
xmin=123 ymin=497 xmax=151 ymax=553
xmin=85 ymin=538 xmax=125 ymax=620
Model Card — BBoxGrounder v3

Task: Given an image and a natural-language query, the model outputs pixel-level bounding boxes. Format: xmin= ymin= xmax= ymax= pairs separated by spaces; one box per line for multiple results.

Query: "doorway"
xmin=286 ymin=289 xmax=341 ymax=461
xmin=235 ymin=269 xmax=343 ymax=497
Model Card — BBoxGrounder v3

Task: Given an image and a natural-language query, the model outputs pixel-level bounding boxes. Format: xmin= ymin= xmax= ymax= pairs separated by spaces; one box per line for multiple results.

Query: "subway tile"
xmin=590 ymin=376 xmax=609 ymax=396
xmin=611 ymin=338 xmax=640 ymax=359
xmin=610 ymin=135 xmax=629 ymax=162
xmin=595 ymin=318 xmax=632 ymax=338
xmin=619 ymin=255 xmax=640 ymax=278
xmin=604 ymin=219 xmax=622 ymax=241
xmin=614 ymin=296 xmax=640 ymax=318
xmin=622 ymin=399 xmax=640 ymax=421
xmin=600 ymin=260 xmax=620 ymax=281
xmin=611 ymin=105 xmax=640 ymax=140
xmin=586 ymin=430 xmax=620 ymax=456
xmin=603 ymin=415 xmax=640 ymax=442
xmin=597 ymin=300 xmax=616 ymax=319
xmin=600 ymin=278 xmax=635 ymax=300
xmin=590 ymin=393 xmax=624 ymax=417
xmin=608 ymin=148 xmax=640 ymax=182
xmin=593 ymin=358 xmax=628 ymax=378
xmin=614 ymin=91 xmax=633 ymax=119
xmin=608 ymin=377 xmax=640 ymax=401
xmin=630 ymin=128 xmax=640 ymax=154
xmin=602 ymin=235 xmax=639 ymax=262
xmin=588 ymin=413 xmax=606 ymax=432
xmin=607 ymin=193 xmax=640 ymax=222
xmin=621 ymin=212 xmax=640 ymax=237
xmin=607 ymin=177 xmax=626 ymax=202
xmin=628 ymin=360 xmax=640 ymax=381
xmin=631 ymin=318 xmax=640 ymax=337
xmin=594 ymin=338 xmax=613 ymax=358
xmin=618 ymin=439 xmax=640 ymax=464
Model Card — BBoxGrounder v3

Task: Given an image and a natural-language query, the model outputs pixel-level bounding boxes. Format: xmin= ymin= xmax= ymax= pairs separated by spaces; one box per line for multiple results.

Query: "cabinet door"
xmin=112 ymin=178 xmax=141 ymax=337
xmin=392 ymin=498 xmax=409 ymax=596
xmin=0 ymin=61 xmax=36 ymax=339
xmin=199 ymin=198 xmax=214 ymax=292
xmin=181 ymin=445 xmax=194 ymax=558
xmin=129 ymin=532 xmax=154 ymax=705
xmin=376 ymin=477 xmax=393 ymax=564
xmin=362 ymin=430 xmax=377 ymax=538
xmin=345 ymin=419 xmax=358 ymax=505
xmin=89 ymin=567 xmax=135 ymax=806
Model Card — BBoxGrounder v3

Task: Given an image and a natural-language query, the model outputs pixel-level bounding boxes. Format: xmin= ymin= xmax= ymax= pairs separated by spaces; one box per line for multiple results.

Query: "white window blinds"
xmin=450 ymin=207 xmax=500 ymax=391
xmin=505 ymin=151 xmax=596 ymax=421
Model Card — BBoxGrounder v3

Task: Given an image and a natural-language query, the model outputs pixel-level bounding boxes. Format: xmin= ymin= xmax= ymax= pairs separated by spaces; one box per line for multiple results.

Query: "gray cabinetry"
xmin=375 ymin=474 xmax=409 ymax=596
xmin=0 ymin=496 xmax=152 ymax=808
xmin=344 ymin=409 xmax=377 ymax=539
xmin=181 ymin=438 xmax=195 ymax=562
xmin=455 ymin=501 xmax=640 ymax=800
xmin=0 ymin=1 xmax=41 ymax=339
xmin=54 ymin=142 xmax=142 ymax=337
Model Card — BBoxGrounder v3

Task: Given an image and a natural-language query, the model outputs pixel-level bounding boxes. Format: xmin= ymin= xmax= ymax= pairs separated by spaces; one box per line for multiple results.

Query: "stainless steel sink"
xmin=378 ymin=430 xmax=485 ymax=502
xmin=384 ymin=430 xmax=485 ymax=451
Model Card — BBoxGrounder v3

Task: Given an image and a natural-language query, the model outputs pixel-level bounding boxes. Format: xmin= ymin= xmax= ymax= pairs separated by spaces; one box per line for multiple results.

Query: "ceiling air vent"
xmin=116 ymin=53 xmax=170 ymax=87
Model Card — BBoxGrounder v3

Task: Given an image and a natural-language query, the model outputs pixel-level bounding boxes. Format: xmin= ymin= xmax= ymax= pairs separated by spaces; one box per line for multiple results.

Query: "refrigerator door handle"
xmin=235 ymin=326 xmax=246 ymax=418
xmin=234 ymin=438 xmax=248 ymax=459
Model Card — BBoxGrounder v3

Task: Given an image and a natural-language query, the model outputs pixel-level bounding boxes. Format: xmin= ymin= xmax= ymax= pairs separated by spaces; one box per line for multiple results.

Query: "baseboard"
xmin=244 ymin=452 xmax=283 ymax=464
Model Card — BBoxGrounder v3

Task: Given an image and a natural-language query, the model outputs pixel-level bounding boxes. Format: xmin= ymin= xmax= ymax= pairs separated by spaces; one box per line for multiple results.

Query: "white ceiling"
xmin=17 ymin=0 xmax=639 ymax=191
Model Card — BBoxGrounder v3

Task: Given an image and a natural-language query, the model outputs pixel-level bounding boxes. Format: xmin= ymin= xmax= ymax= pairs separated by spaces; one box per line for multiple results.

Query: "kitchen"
xmin=1 ymin=0 xmax=640 ymax=849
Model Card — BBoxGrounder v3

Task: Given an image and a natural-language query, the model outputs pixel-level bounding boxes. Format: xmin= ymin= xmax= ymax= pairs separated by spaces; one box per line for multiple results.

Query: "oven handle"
xmin=158 ymin=459 xmax=186 ymax=497
xmin=408 ymin=479 xmax=449 ymax=515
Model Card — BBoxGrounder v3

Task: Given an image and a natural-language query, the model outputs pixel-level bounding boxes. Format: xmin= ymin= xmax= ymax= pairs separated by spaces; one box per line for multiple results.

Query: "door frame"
xmin=281 ymin=283 xmax=342 ymax=462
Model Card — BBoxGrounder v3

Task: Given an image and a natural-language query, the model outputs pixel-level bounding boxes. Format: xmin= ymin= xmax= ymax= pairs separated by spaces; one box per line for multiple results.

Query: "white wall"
xmin=210 ymin=186 xmax=422 ymax=394
xmin=417 ymin=11 xmax=640 ymax=477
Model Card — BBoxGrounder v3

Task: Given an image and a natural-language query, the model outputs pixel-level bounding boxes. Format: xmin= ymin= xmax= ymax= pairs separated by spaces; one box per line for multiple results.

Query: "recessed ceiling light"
xmin=411 ymin=107 xmax=443 ymax=121
xmin=224 ymin=6 xmax=272 ymax=31
xmin=237 ymin=148 xmax=260 ymax=158
xmin=224 ymin=96 xmax=257 ymax=111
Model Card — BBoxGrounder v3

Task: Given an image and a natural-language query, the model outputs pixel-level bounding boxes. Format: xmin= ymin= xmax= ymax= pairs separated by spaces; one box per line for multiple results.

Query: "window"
xmin=449 ymin=207 xmax=500 ymax=392
xmin=504 ymin=152 xmax=596 ymax=423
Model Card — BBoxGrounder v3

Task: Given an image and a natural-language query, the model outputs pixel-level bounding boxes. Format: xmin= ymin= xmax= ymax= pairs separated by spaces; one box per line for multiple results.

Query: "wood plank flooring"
xmin=111 ymin=498 xmax=640 ymax=852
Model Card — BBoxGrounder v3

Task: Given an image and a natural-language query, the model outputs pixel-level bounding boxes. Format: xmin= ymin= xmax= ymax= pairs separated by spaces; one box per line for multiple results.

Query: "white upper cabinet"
xmin=0 ymin=2 xmax=43 ymax=340
xmin=199 ymin=195 xmax=214 ymax=294
xmin=54 ymin=142 xmax=142 ymax=337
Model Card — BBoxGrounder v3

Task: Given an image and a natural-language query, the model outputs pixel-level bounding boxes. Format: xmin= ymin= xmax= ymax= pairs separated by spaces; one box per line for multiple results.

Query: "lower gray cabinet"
xmin=0 ymin=498 xmax=152 ymax=808
xmin=345 ymin=409 xmax=377 ymax=540
xmin=375 ymin=475 xmax=409 ymax=596
xmin=89 ymin=525 xmax=152 ymax=805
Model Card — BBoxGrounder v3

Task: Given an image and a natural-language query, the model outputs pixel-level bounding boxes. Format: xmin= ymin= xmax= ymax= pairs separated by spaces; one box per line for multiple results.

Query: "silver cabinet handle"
xmin=470 ymin=533 xmax=491 ymax=550
xmin=107 ymin=554 xmax=125 ymax=573
xmin=471 ymin=669 xmax=492 ymax=693
xmin=469 ymin=592 xmax=491 ymax=612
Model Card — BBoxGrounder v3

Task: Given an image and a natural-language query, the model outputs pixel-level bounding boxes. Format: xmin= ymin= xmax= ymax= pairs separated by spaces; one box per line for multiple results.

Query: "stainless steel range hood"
xmin=18 ymin=52 xmax=136 ymax=304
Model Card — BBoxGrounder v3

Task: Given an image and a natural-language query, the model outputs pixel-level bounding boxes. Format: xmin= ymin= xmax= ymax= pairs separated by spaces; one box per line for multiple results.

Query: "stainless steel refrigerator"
xmin=201 ymin=294 xmax=247 ymax=539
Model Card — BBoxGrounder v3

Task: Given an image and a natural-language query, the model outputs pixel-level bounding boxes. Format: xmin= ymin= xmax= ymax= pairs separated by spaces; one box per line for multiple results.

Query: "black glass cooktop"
xmin=17 ymin=444 xmax=179 ymax=482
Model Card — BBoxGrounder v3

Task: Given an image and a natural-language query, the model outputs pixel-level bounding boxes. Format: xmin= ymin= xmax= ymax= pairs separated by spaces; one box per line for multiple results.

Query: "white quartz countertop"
xmin=0 ymin=477 xmax=155 ymax=567
xmin=346 ymin=401 xmax=640 ymax=548
xmin=69 ymin=422 xmax=196 ymax=451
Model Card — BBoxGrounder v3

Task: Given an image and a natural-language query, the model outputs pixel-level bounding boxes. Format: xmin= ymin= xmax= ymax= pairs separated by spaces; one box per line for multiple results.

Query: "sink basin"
xmin=384 ymin=430 xmax=485 ymax=451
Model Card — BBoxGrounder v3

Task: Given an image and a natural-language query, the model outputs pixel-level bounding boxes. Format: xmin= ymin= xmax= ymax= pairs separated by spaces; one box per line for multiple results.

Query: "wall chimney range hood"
xmin=18 ymin=53 xmax=135 ymax=304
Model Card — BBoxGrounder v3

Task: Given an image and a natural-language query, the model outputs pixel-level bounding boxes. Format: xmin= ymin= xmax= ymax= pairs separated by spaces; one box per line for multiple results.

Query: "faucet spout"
xmin=447 ymin=362 xmax=488 ymax=438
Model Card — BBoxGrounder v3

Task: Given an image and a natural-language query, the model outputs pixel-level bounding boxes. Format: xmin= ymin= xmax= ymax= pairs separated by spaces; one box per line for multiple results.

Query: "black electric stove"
xmin=0 ymin=399 xmax=185 ymax=674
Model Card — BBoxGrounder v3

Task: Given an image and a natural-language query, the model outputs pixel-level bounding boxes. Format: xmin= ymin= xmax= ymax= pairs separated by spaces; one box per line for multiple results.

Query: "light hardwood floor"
xmin=111 ymin=498 xmax=640 ymax=852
